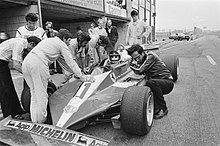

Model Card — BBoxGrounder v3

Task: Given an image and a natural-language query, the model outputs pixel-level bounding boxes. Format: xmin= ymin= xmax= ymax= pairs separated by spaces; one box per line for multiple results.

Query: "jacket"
xmin=130 ymin=51 xmax=173 ymax=80
xmin=105 ymin=26 xmax=119 ymax=47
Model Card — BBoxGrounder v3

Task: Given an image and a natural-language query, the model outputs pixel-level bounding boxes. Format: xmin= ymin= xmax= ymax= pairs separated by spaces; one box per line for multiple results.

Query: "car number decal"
xmin=56 ymin=71 xmax=111 ymax=128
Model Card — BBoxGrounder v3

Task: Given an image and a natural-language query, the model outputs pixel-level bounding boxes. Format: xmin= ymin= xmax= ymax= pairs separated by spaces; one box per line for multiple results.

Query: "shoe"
xmin=13 ymin=113 xmax=31 ymax=121
xmin=13 ymin=114 xmax=24 ymax=120
xmin=153 ymin=108 xmax=168 ymax=119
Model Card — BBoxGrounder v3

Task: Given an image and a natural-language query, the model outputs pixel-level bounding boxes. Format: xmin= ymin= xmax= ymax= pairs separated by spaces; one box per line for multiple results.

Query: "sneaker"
xmin=13 ymin=114 xmax=24 ymax=120
xmin=153 ymin=108 xmax=168 ymax=119
xmin=13 ymin=113 xmax=31 ymax=121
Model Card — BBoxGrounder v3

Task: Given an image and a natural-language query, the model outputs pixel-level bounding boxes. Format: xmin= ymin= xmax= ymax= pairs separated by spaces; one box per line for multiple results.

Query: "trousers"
xmin=0 ymin=59 xmax=23 ymax=117
xmin=22 ymin=53 xmax=49 ymax=123
xmin=145 ymin=78 xmax=174 ymax=111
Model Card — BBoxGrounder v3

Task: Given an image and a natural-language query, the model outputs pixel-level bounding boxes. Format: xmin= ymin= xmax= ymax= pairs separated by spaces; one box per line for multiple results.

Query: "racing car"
xmin=0 ymin=43 xmax=179 ymax=145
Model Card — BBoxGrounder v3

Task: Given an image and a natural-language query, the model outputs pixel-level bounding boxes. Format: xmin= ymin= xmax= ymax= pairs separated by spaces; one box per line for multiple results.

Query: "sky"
xmin=156 ymin=0 xmax=220 ymax=31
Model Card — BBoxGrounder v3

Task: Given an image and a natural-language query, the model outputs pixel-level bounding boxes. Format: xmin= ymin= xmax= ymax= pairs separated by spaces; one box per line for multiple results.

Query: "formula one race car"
xmin=0 ymin=44 xmax=179 ymax=145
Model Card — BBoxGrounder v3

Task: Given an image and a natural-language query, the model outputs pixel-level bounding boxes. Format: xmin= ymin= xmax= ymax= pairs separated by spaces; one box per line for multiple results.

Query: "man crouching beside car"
xmin=127 ymin=44 xmax=174 ymax=119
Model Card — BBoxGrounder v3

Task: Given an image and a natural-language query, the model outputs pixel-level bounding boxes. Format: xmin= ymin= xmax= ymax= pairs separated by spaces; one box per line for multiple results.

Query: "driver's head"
xmin=109 ymin=50 xmax=121 ymax=64
xmin=77 ymin=32 xmax=91 ymax=47
xmin=127 ymin=44 xmax=146 ymax=64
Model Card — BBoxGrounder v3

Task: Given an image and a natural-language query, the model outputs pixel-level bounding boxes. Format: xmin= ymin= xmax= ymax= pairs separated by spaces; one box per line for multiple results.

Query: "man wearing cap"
xmin=126 ymin=10 xmax=152 ymax=45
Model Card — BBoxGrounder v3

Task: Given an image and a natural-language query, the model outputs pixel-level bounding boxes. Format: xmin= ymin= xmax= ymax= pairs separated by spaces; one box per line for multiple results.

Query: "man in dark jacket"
xmin=105 ymin=18 xmax=118 ymax=48
xmin=127 ymin=44 xmax=174 ymax=119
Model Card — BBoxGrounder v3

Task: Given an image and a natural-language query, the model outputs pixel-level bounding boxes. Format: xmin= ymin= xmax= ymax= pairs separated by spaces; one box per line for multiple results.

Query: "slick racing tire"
xmin=120 ymin=86 xmax=154 ymax=136
xmin=160 ymin=54 xmax=179 ymax=82
xmin=21 ymin=80 xmax=57 ymax=113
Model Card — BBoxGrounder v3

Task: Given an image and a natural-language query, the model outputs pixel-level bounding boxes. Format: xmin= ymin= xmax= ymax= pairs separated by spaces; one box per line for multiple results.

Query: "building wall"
xmin=0 ymin=5 xmax=39 ymax=38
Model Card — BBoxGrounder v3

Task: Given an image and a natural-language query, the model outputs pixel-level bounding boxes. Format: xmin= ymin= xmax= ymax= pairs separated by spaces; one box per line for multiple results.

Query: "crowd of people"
xmin=0 ymin=10 xmax=173 ymax=124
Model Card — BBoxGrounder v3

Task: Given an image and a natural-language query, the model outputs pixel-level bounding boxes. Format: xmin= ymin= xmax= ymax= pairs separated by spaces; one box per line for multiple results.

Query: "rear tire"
xmin=120 ymin=86 xmax=154 ymax=136
xmin=160 ymin=54 xmax=179 ymax=82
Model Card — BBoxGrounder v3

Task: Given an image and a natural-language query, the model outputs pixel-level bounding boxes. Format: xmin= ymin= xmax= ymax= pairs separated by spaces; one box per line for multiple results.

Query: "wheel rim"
xmin=146 ymin=92 xmax=154 ymax=126
xmin=177 ymin=58 xmax=180 ymax=77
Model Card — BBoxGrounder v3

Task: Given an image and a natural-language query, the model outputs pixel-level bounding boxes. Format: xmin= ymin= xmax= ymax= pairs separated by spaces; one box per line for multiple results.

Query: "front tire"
xmin=120 ymin=86 xmax=154 ymax=136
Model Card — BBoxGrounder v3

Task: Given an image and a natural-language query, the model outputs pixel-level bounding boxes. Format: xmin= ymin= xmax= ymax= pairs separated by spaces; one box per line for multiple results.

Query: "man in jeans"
xmin=127 ymin=44 xmax=174 ymax=119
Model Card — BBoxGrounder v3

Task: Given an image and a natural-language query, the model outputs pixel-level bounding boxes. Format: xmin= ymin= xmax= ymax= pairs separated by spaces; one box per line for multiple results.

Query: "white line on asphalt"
xmin=206 ymin=55 xmax=217 ymax=65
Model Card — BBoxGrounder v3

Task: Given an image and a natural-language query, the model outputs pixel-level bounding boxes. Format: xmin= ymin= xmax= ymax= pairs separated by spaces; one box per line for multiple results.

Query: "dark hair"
xmin=107 ymin=18 xmax=112 ymax=22
xmin=25 ymin=13 xmax=38 ymax=22
xmin=131 ymin=10 xmax=138 ymax=16
xmin=22 ymin=36 xmax=41 ymax=59
xmin=127 ymin=44 xmax=144 ymax=56
xmin=77 ymin=32 xmax=91 ymax=43
xmin=57 ymin=28 xmax=72 ymax=40
xmin=27 ymin=36 xmax=41 ymax=46
xmin=98 ymin=35 xmax=114 ymax=54
xmin=99 ymin=35 xmax=109 ymax=45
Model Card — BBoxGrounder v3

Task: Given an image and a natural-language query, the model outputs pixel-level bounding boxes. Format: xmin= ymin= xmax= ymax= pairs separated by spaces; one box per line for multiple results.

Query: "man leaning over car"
xmin=127 ymin=44 xmax=174 ymax=119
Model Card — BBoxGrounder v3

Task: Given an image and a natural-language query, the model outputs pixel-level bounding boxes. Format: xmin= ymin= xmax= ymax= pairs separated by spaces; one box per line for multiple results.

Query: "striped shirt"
xmin=0 ymin=38 xmax=27 ymax=62
xmin=16 ymin=25 xmax=47 ymax=40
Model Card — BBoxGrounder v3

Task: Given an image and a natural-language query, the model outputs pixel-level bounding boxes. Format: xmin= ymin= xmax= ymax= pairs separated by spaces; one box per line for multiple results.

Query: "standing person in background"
xmin=16 ymin=13 xmax=47 ymax=40
xmin=76 ymin=26 xmax=83 ymax=37
xmin=0 ymin=36 xmax=41 ymax=118
xmin=93 ymin=19 xmax=107 ymax=37
xmin=45 ymin=21 xmax=61 ymax=74
xmin=22 ymin=29 xmax=95 ymax=123
xmin=45 ymin=21 xmax=58 ymax=38
xmin=105 ymin=18 xmax=119 ymax=48
xmin=88 ymin=22 xmax=96 ymax=35
xmin=126 ymin=10 xmax=152 ymax=45
xmin=93 ymin=19 xmax=108 ymax=64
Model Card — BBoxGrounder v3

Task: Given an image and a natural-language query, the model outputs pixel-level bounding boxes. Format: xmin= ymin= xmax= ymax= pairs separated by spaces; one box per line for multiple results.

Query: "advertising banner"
xmin=50 ymin=0 xmax=104 ymax=12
